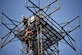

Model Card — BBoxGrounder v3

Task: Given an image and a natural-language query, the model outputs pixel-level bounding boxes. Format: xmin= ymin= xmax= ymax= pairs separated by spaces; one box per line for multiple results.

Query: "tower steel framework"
xmin=0 ymin=0 xmax=80 ymax=55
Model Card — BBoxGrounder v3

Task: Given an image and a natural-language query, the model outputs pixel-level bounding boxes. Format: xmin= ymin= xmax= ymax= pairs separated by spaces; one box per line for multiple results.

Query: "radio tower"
xmin=0 ymin=0 xmax=80 ymax=55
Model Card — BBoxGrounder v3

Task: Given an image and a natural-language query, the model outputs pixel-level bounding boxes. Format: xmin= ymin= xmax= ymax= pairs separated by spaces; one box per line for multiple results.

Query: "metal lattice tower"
xmin=0 ymin=0 xmax=80 ymax=55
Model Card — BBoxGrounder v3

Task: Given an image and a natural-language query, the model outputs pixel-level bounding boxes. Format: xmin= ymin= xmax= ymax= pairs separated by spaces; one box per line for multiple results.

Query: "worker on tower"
xmin=25 ymin=29 xmax=33 ymax=37
xmin=21 ymin=29 xmax=33 ymax=44
xmin=23 ymin=29 xmax=33 ymax=41
xmin=21 ymin=15 xmax=28 ymax=29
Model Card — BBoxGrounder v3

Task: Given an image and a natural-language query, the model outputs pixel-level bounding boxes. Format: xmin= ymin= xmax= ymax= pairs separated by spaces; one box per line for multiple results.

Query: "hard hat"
xmin=25 ymin=28 xmax=28 ymax=31
xmin=22 ymin=15 xmax=25 ymax=19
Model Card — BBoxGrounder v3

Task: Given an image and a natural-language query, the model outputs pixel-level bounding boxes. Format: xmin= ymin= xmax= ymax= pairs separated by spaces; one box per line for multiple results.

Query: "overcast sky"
xmin=0 ymin=0 xmax=82 ymax=55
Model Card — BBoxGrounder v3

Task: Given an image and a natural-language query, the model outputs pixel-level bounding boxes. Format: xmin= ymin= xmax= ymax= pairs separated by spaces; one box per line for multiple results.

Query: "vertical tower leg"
xmin=37 ymin=27 xmax=40 ymax=55
xmin=40 ymin=24 xmax=43 ymax=55
xmin=28 ymin=39 xmax=31 ymax=55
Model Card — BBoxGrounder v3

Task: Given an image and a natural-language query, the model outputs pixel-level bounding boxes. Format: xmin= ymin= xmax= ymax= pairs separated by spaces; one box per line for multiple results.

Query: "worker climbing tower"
xmin=0 ymin=0 xmax=80 ymax=55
